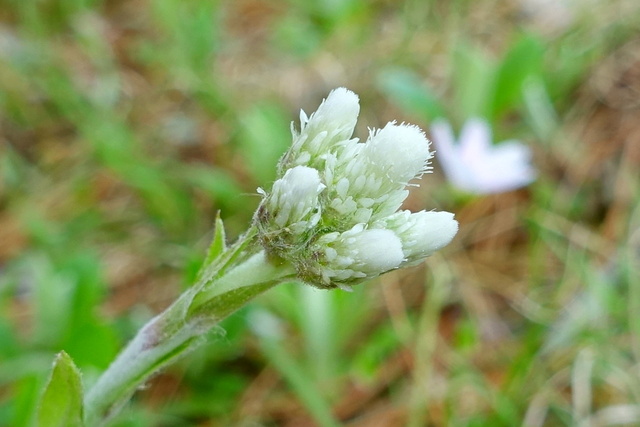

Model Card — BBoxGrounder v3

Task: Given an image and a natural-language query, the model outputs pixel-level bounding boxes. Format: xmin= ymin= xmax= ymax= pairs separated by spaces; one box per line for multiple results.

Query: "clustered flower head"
xmin=255 ymin=88 xmax=458 ymax=290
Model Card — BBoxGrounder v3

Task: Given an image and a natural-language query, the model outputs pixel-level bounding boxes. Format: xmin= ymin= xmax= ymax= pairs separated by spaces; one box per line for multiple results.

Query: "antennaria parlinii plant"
xmin=37 ymin=88 xmax=458 ymax=426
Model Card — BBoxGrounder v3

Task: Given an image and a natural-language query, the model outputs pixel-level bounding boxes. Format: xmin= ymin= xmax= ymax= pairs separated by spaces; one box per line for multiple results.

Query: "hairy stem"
xmin=83 ymin=248 xmax=295 ymax=426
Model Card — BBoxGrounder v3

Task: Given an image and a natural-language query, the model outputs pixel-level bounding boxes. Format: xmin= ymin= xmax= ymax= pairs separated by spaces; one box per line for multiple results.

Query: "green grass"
xmin=1 ymin=0 xmax=640 ymax=425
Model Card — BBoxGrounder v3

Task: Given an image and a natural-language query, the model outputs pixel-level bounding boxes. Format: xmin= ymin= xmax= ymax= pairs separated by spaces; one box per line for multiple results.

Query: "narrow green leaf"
xmin=489 ymin=34 xmax=545 ymax=118
xmin=37 ymin=351 xmax=84 ymax=427
xmin=204 ymin=213 xmax=227 ymax=266
xmin=453 ymin=44 xmax=494 ymax=118
xmin=259 ymin=338 xmax=340 ymax=427
xmin=298 ymin=286 xmax=336 ymax=383
xmin=377 ymin=68 xmax=445 ymax=120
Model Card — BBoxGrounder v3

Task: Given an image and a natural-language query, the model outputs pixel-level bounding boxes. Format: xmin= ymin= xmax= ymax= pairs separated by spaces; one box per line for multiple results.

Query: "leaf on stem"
xmin=37 ymin=351 xmax=84 ymax=427
xmin=204 ymin=213 xmax=227 ymax=265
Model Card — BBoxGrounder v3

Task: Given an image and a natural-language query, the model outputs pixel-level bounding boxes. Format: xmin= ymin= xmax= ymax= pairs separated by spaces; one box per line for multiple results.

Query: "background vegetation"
xmin=1 ymin=0 xmax=640 ymax=425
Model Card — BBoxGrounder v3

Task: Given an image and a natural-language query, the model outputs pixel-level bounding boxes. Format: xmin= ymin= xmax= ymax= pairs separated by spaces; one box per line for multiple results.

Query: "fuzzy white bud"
xmin=363 ymin=123 xmax=432 ymax=185
xmin=284 ymin=88 xmax=360 ymax=170
xmin=316 ymin=225 xmax=404 ymax=283
xmin=374 ymin=210 xmax=458 ymax=264
xmin=322 ymin=123 xmax=433 ymax=221
xmin=260 ymin=166 xmax=325 ymax=235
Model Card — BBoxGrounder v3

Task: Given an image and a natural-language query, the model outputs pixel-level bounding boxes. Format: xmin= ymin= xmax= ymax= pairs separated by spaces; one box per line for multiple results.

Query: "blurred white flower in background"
xmin=430 ymin=118 xmax=536 ymax=195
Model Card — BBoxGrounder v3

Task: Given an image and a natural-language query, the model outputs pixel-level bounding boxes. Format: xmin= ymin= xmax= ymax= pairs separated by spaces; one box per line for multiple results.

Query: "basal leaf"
xmin=37 ymin=351 xmax=84 ymax=427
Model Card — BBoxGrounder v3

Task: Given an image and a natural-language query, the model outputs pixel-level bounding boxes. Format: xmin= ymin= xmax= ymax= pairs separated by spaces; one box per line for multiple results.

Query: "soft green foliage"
xmin=378 ymin=69 xmax=445 ymax=120
xmin=36 ymin=352 xmax=83 ymax=427
xmin=257 ymin=327 xmax=340 ymax=427
xmin=238 ymin=104 xmax=292 ymax=184
xmin=489 ymin=34 xmax=545 ymax=119
xmin=2 ymin=0 xmax=640 ymax=426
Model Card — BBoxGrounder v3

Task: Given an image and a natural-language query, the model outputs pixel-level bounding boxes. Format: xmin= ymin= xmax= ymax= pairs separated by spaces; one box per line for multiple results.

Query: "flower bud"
xmin=374 ymin=210 xmax=458 ymax=264
xmin=363 ymin=123 xmax=432 ymax=185
xmin=256 ymin=166 xmax=325 ymax=254
xmin=269 ymin=166 xmax=325 ymax=232
xmin=282 ymin=88 xmax=360 ymax=170
xmin=310 ymin=225 xmax=404 ymax=285
xmin=322 ymin=123 xmax=433 ymax=222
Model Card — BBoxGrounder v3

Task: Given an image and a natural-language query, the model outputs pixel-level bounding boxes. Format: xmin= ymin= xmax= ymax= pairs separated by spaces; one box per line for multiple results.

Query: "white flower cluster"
xmin=256 ymin=88 xmax=458 ymax=289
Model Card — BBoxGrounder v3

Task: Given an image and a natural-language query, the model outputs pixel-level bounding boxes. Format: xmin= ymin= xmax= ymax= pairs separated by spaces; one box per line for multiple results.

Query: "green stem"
xmin=407 ymin=262 xmax=449 ymax=427
xmin=83 ymin=249 xmax=295 ymax=426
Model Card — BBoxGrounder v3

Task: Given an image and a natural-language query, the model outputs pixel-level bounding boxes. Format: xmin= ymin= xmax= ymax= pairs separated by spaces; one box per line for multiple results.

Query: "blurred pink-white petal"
xmin=430 ymin=118 xmax=536 ymax=194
